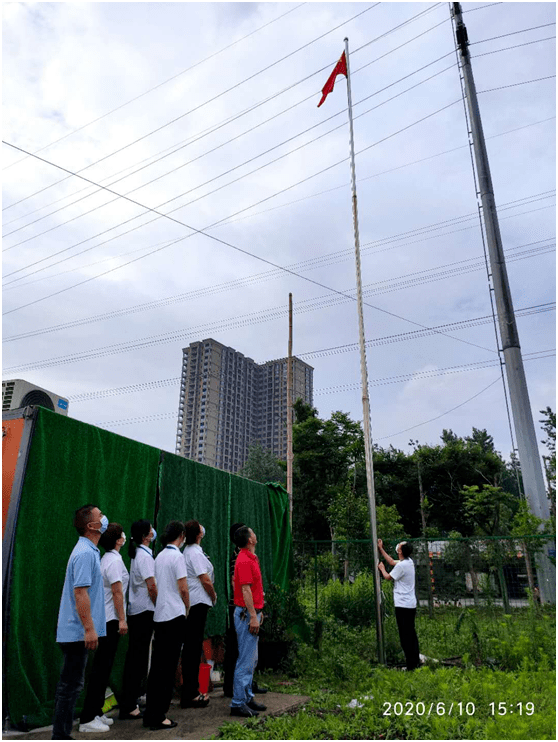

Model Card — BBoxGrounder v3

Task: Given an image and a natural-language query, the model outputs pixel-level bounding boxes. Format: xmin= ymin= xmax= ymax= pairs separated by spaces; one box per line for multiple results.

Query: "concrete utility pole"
xmin=287 ymin=293 xmax=294 ymax=527
xmin=451 ymin=3 xmax=555 ymax=603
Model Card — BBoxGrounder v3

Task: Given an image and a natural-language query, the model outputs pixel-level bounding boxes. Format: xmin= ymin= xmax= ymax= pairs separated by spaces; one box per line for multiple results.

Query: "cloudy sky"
xmin=2 ymin=1 xmax=555 ymax=466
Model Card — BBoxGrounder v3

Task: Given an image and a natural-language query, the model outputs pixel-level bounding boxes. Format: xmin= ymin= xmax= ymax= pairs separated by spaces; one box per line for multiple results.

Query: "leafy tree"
xmin=292 ymin=400 xmax=365 ymax=541
xmin=238 ymin=442 xmax=285 ymax=484
xmin=461 ymin=484 xmax=517 ymax=537
xmin=539 ymin=406 xmax=556 ymax=519
xmin=461 ymin=484 xmax=518 ymax=612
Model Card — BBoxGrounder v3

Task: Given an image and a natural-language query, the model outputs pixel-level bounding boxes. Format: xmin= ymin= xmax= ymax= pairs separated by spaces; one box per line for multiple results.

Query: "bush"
xmin=318 ymin=572 xmax=392 ymax=628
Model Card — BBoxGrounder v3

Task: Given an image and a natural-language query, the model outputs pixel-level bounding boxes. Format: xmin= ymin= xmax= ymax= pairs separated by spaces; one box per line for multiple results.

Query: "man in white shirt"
xmin=378 ymin=539 xmax=420 ymax=670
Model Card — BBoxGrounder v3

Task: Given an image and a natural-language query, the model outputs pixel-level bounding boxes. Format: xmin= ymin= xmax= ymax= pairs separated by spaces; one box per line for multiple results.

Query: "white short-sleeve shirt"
xmin=128 ymin=545 xmax=156 ymax=616
xmin=390 ymin=558 xmax=417 ymax=608
xmin=154 ymin=545 xmax=188 ymax=623
xmin=184 ymin=543 xmax=215 ymax=608
xmin=101 ymin=550 xmax=130 ymax=622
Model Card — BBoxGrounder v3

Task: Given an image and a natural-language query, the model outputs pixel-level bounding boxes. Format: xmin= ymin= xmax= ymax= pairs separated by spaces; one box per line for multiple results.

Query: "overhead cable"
xmin=3 ymin=7 xmax=450 ymax=230
xmin=2 ymin=3 xmax=307 ymax=171
xmin=2 ymin=3 xmax=381 ymax=211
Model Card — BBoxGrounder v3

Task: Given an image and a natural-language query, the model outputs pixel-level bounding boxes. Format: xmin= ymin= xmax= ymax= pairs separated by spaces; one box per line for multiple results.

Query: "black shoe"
xmin=230 ymin=704 xmax=259 ymax=718
xmin=119 ymin=709 xmax=143 ymax=720
xmin=247 ymin=699 xmax=267 ymax=711
xmin=145 ymin=719 xmax=178 ymax=731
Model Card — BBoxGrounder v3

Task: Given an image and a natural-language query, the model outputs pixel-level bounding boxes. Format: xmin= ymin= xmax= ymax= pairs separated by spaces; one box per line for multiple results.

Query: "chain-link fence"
xmin=294 ymin=535 xmax=555 ymax=616
xmin=292 ymin=536 xmax=555 ymax=665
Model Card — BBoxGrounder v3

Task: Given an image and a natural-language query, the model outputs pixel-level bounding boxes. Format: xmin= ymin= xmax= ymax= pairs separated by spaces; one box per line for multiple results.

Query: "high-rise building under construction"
xmin=175 ymin=338 xmax=313 ymax=473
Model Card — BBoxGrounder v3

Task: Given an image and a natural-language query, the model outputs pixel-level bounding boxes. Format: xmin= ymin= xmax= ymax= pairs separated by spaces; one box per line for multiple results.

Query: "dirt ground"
xmin=3 ymin=689 xmax=310 ymax=741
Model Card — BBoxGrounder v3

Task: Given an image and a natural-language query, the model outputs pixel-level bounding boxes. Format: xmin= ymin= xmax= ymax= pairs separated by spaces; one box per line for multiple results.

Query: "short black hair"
xmin=230 ymin=522 xmax=245 ymax=543
xmin=400 ymin=542 xmax=413 ymax=559
xmin=99 ymin=523 xmax=123 ymax=551
xmin=234 ymin=525 xmax=252 ymax=548
xmin=184 ymin=520 xmax=201 ymax=545
xmin=161 ymin=520 xmax=185 ymax=548
xmin=74 ymin=504 xmax=98 ymax=535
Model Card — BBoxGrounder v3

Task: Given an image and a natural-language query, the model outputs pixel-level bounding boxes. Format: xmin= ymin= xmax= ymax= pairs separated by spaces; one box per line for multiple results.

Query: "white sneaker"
xmin=79 ymin=718 xmax=110 ymax=733
xmin=97 ymin=714 xmax=114 ymax=726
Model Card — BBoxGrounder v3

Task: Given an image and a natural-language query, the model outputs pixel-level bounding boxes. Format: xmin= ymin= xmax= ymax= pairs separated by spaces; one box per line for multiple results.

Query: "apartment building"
xmin=175 ymin=338 xmax=314 ymax=472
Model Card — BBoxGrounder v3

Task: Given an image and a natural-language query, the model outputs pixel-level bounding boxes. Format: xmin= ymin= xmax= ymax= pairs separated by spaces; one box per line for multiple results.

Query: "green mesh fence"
xmin=293 ymin=536 xmax=555 ymax=666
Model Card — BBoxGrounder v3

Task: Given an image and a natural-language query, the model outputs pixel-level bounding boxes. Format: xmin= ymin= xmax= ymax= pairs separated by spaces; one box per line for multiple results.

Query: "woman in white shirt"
xmin=79 ymin=523 xmax=129 ymax=733
xmin=143 ymin=521 xmax=189 ymax=731
xmin=180 ymin=520 xmax=217 ymax=709
xmin=119 ymin=519 xmax=158 ymax=720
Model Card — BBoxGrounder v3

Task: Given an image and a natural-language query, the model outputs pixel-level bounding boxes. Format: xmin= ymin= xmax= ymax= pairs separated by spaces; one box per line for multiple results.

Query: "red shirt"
xmin=233 ymin=548 xmax=264 ymax=609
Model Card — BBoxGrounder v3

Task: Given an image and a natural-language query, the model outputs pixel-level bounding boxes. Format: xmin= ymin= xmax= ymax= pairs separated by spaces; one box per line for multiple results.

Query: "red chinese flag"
xmin=317 ymin=51 xmax=347 ymax=108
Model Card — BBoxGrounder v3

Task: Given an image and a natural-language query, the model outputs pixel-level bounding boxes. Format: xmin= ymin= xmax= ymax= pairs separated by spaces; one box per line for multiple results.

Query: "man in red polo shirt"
xmin=229 ymin=526 xmax=267 ymax=718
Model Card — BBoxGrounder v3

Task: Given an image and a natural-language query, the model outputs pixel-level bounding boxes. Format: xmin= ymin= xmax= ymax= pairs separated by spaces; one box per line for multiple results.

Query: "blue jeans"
xmin=52 ymin=642 xmax=89 ymax=739
xmin=231 ymin=607 xmax=261 ymax=708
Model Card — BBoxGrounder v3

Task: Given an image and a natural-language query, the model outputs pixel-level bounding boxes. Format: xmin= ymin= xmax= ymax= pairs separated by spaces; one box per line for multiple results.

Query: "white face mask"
xmin=121 ymin=533 xmax=126 ymax=545
xmin=200 ymin=525 xmax=205 ymax=538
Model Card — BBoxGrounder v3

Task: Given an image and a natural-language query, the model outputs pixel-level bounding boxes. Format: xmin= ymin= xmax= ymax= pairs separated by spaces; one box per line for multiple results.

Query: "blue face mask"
xmin=151 ymin=528 xmax=157 ymax=544
xmin=99 ymin=515 xmax=109 ymax=533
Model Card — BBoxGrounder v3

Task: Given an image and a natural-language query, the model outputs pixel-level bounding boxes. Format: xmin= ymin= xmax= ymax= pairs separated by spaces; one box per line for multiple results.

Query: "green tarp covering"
xmin=6 ymin=408 xmax=161 ymax=728
xmin=4 ymin=407 xmax=293 ymax=728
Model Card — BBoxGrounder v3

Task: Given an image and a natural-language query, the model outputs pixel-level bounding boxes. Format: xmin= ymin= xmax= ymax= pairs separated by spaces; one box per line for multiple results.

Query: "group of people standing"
xmin=51 ymin=505 xmax=266 ymax=740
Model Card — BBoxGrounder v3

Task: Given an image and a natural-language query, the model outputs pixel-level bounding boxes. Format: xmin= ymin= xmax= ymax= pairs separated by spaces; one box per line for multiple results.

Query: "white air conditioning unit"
xmin=2 ymin=379 xmax=69 ymax=415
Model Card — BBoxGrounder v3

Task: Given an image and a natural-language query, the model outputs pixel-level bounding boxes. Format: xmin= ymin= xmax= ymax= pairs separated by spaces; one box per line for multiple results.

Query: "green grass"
xmin=215 ymin=584 xmax=555 ymax=740
xmin=217 ymin=666 xmax=555 ymax=740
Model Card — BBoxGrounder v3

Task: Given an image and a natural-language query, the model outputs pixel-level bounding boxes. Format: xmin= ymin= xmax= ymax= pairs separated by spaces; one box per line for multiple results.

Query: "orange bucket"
xmin=198 ymin=662 xmax=211 ymax=695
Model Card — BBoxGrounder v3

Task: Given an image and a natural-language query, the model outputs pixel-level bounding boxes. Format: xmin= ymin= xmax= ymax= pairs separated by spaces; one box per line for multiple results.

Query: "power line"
xmin=2 ymin=4 xmax=381 ymax=212
xmin=2 ymin=3 xmax=307 ymax=171
xmin=468 ymin=21 xmax=556 ymax=45
xmin=69 ymin=344 xmax=555 ymax=405
xmin=2 ymin=93 xmax=464 ymax=287
xmin=4 ymin=227 xmax=554 ymax=343
xmin=473 ymin=35 xmax=556 ymax=59
xmin=3 ymin=122 xmax=554 ymax=293
xmin=3 ymin=7 xmax=450 ymax=231
xmin=6 ymin=300 xmax=553 ymax=376
xmin=375 ymin=378 xmax=502 ymax=441
xmin=88 ymin=351 xmax=553 ymax=429
xmin=1 ymin=97 xmax=466 ymax=303
xmin=4 ymin=59 xmax=553 ymax=288
xmin=214 ymin=116 xmax=556 ymax=230
xmin=5 ymin=21 xmax=550 ymax=241
xmin=3 ymin=58 xmax=458 ymax=244
xmin=479 ymin=74 xmax=556 ymax=94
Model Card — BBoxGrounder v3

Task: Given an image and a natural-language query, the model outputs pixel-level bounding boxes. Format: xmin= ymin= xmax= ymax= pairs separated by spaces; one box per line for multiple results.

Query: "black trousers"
xmin=80 ymin=620 xmax=120 ymax=724
xmin=180 ymin=603 xmax=210 ymax=703
xmin=395 ymin=607 xmax=420 ymax=670
xmin=120 ymin=610 xmax=154 ymax=714
xmin=52 ymin=642 xmax=89 ymax=739
xmin=144 ymin=615 xmax=185 ymax=725
xmin=223 ymin=603 xmax=238 ymax=697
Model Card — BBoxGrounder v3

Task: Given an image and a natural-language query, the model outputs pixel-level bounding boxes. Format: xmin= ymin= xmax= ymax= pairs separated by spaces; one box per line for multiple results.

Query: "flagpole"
xmin=344 ymin=37 xmax=385 ymax=665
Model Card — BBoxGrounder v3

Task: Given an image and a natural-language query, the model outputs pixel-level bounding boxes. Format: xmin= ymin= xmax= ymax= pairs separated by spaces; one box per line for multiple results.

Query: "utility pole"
xmin=287 ymin=293 xmax=294 ymax=527
xmin=451 ymin=3 xmax=555 ymax=603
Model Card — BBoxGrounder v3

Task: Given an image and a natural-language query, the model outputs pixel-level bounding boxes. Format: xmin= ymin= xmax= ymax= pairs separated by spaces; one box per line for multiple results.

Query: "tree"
xmin=237 ymin=443 xmax=285 ymax=485
xmin=292 ymin=400 xmax=365 ymax=541
xmin=539 ymin=406 xmax=556 ymax=520
xmin=461 ymin=484 xmax=518 ymax=612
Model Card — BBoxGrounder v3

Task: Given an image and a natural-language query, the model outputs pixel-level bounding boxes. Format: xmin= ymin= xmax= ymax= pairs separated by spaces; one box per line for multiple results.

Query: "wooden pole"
xmin=287 ymin=292 xmax=294 ymax=527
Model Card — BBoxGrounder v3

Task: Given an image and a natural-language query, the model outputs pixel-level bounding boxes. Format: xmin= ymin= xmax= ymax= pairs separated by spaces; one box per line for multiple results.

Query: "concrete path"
xmin=4 ymin=690 xmax=310 ymax=740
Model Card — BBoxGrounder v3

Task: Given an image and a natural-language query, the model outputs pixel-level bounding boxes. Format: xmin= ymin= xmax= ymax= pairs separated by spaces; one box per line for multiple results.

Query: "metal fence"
xmin=293 ymin=535 xmax=556 ymax=617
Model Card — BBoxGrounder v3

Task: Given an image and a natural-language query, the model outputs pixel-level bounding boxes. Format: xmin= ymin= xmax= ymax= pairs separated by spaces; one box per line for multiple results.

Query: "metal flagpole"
xmin=344 ymin=37 xmax=385 ymax=664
